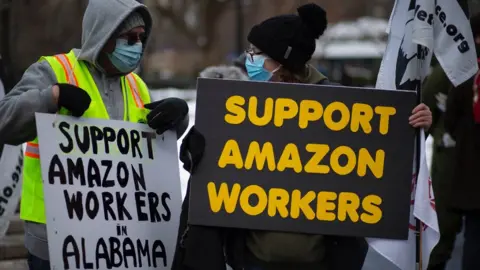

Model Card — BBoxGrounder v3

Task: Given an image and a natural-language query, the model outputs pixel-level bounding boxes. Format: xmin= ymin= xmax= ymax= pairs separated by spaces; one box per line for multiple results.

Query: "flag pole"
xmin=414 ymin=44 xmax=424 ymax=270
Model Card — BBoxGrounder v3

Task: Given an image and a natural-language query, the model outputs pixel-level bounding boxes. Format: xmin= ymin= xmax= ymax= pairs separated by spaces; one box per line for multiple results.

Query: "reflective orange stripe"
xmin=54 ymin=54 xmax=79 ymax=86
xmin=25 ymin=142 xmax=39 ymax=159
xmin=126 ymin=74 xmax=144 ymax=108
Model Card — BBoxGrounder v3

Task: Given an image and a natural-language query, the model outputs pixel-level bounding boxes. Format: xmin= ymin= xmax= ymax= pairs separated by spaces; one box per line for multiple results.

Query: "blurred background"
xmin=0 ymin=0 xmax=394 ymax=91
xmin=0 ymin=1 xmax=473 ymax=269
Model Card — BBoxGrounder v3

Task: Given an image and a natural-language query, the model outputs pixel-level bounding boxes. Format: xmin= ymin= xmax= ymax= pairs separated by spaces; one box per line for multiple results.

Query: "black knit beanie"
xmin=247 ymin=3 xmax=327 ymax=73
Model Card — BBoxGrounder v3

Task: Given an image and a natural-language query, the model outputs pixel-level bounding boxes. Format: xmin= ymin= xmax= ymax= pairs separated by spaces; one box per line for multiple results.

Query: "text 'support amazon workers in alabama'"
xmin=35 ymin=113 xmax=182 ymax=270
xmin=189 ymin=78 xmax=416 ymax=240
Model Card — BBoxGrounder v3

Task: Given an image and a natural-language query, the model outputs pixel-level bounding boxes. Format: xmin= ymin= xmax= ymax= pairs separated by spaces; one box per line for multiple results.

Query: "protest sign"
xmin=0 ymin=80 xmax=24 ymax=238
xmin=35 ymin=113 xmax=182 ymax=270
xmin=0 ymin=145 xmax=23 ymax=236
xmin=188 ymin=78 xmax=416 ymax=240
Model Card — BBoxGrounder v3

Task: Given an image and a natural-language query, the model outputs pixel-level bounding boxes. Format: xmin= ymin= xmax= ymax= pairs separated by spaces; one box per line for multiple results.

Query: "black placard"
xmin=188 ymin=78 xmax=416 ymax=240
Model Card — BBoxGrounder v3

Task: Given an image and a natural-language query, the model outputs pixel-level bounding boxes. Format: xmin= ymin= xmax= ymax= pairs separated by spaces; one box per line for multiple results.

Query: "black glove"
xmin=56 ymin=83 xmax=91 ymax=117
xmin=145 ymin=98 xmax=189 ymax=135
xmin=180 ymin=126 xmax=205 ymax=173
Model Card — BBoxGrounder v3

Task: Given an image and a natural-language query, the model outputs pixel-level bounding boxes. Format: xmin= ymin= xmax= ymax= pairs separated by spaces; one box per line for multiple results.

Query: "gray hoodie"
xmin=0 ymin=0 xmax=160 ymax=260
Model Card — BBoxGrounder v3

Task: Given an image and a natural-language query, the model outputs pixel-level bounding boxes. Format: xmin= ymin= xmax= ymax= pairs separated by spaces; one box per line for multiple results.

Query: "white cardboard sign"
xmin=35 ymin=113 xmax=182 ymax=270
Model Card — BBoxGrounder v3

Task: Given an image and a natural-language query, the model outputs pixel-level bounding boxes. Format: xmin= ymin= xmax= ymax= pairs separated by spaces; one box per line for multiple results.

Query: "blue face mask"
xmin=108 ymin=39 xmax=143 ymax=73
xmin=245 ymin=54 xmax=280 ymax=81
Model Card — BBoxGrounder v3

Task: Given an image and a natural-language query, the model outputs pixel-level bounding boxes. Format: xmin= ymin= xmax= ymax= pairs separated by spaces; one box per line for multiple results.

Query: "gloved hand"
xmin=55 ymin=83 xmax=92 ymax=117
xmin=144 ymin=98 xmax=189 ymax=135
xmin=180 ymin=126 xmax=205 ymax=173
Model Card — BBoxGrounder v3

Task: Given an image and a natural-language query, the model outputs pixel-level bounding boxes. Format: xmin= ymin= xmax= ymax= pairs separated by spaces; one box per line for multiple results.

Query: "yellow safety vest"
xmin=20 ymin=50 xmax=151 ymax=224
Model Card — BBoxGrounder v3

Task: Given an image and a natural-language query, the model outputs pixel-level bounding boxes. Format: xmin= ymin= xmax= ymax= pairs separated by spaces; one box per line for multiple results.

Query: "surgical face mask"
xmin=245 ymin=54 xmax=280 ymax=81
xmin=108 ymin=39 xmax=143 ymax=73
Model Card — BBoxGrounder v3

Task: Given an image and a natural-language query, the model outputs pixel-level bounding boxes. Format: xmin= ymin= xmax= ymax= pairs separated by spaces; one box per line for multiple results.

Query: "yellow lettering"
xmin=218 ymin=139 xmax=243 ymax=169
xmin=248 ymin=97 xmax=274 ymax=126
xmin=304 ymin=144 xmax=330 ymax=174
xmin=357 ymin=148 xmax=385 ymax=179
xmin=316 ymin=191 xmax=337 ymax=221
xmin=298 ymin=100 xmax=323 ymax=129
xmin=268 ymin=188 xmax=290 ymax=218
xmin=375 ymin=106 xmax=396 ymax=135
xmin=361 ymin=195 xmax=383 ymax=224
xmin=207 ymin=182 xmax=241 ymax=213
xmin=330 ymin=146 xmax=356 ymax=175
xmin=225 ymin=95 xmax=246 ymax=124
xmin=351 ymin=103 xmax=373 ymax=134
xmin=239 ymin=185 xmax=268 ymax=216
xmin=290 ymin=190 xmax=316 ymax=220
xmin=337 ymin=192 xmax=360 ymax=222
xmin=323 ymin=102 xmax=350 ymax=131
xmin=277 ymin=143 xmax=303 ymax=173
xmin=244 ymin=141 xmax=276 ymax=171
xmin=206 ymin=184 xmax=384 ymax=226
xmin=274 ymin=98 xmax=298 ymax=127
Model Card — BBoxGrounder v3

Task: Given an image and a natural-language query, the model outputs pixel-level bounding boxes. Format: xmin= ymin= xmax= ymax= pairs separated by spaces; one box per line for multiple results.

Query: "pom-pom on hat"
xmin=247 ymin=3 xmax=327 ymax=73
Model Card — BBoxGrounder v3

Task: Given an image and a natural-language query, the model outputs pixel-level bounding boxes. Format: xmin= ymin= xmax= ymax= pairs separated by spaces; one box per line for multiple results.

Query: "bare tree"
xmin=2 ymin=0 xmax=87 ymax=85
xmin=149 ymin=0 xmax=233 ymax=65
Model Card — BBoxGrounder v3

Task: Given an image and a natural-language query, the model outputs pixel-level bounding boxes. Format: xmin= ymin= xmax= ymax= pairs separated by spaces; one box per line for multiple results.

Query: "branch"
xmin=151 ymin=0 xmax=233 ymax=50
xmin=152 ymin=2 xmax=201 ymax=45
xmin=202 ymin=0 xmax=232 ymax=49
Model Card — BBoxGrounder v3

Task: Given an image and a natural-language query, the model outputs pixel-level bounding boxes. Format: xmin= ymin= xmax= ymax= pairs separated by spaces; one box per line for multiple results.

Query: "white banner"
xmin=433 ymin=0 xmax=478 ymax=86
xmin=367 ymin=0 xmax=458 ymax=268
xmin=36 ymin=113 xmax=182 ymax=270
xmin=0 ymin=145 xmax=23 ymax=237
xmin=0 ymin=76 xmax=24 ymax=238
xmin=369 ymin=0 xmax=477 ymax=268
xmin=367 ymin=132 xmax=438 ymax=270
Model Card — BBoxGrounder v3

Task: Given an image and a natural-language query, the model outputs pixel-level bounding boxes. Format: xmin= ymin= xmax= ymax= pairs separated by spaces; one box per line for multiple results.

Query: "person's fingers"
xmin=409 ymin=118 xmax=431 ymax=128
xmin=411 ymin=119 xmax=428 ymax=126
xmin=409 ymin=116 xmax=431 ymax=124
xmin=409 ymin=116 xmax=431 ymax=126
xmin=408 ymin=110 xmax=431 ymax=121
xmin=411 ymin=103 xmax=428 ymax=114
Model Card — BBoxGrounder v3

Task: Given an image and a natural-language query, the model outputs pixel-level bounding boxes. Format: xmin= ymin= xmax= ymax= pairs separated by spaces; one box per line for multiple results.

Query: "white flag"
xmin=367 ymin=132 xmax=438 ymax=270
xmin=0 ymin=73 xmax=24 ymax=238
xmin=433 ymin=0 xmax=478 ymax=86
xmin=366 ymin=0 xmax=476 ymax=268
xmin=369 ymin=0 xmax=478 ymax=268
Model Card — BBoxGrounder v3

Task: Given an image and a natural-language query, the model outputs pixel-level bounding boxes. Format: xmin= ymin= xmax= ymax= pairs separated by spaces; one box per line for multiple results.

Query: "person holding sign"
xmin=0 ymin=0 xmax=189 ymax=269
xmin=173 ymin=3 xmax=433 ymax=270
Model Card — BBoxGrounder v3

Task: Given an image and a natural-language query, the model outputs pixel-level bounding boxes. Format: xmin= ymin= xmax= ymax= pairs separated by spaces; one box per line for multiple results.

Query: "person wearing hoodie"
xmin=0 ymin=0 xmax=189 ymax=269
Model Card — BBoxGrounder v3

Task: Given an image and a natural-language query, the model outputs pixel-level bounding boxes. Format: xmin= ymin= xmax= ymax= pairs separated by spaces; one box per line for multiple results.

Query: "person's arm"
xmin=421 ymin=65 xmax=450 ymax=135
xmin=0 ymin=60 xmax=58 ymax=145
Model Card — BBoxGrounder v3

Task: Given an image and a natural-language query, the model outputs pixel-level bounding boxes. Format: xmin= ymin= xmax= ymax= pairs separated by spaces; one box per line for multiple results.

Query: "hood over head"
xmin=77 ymin=0 xmax=153 ymax=68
